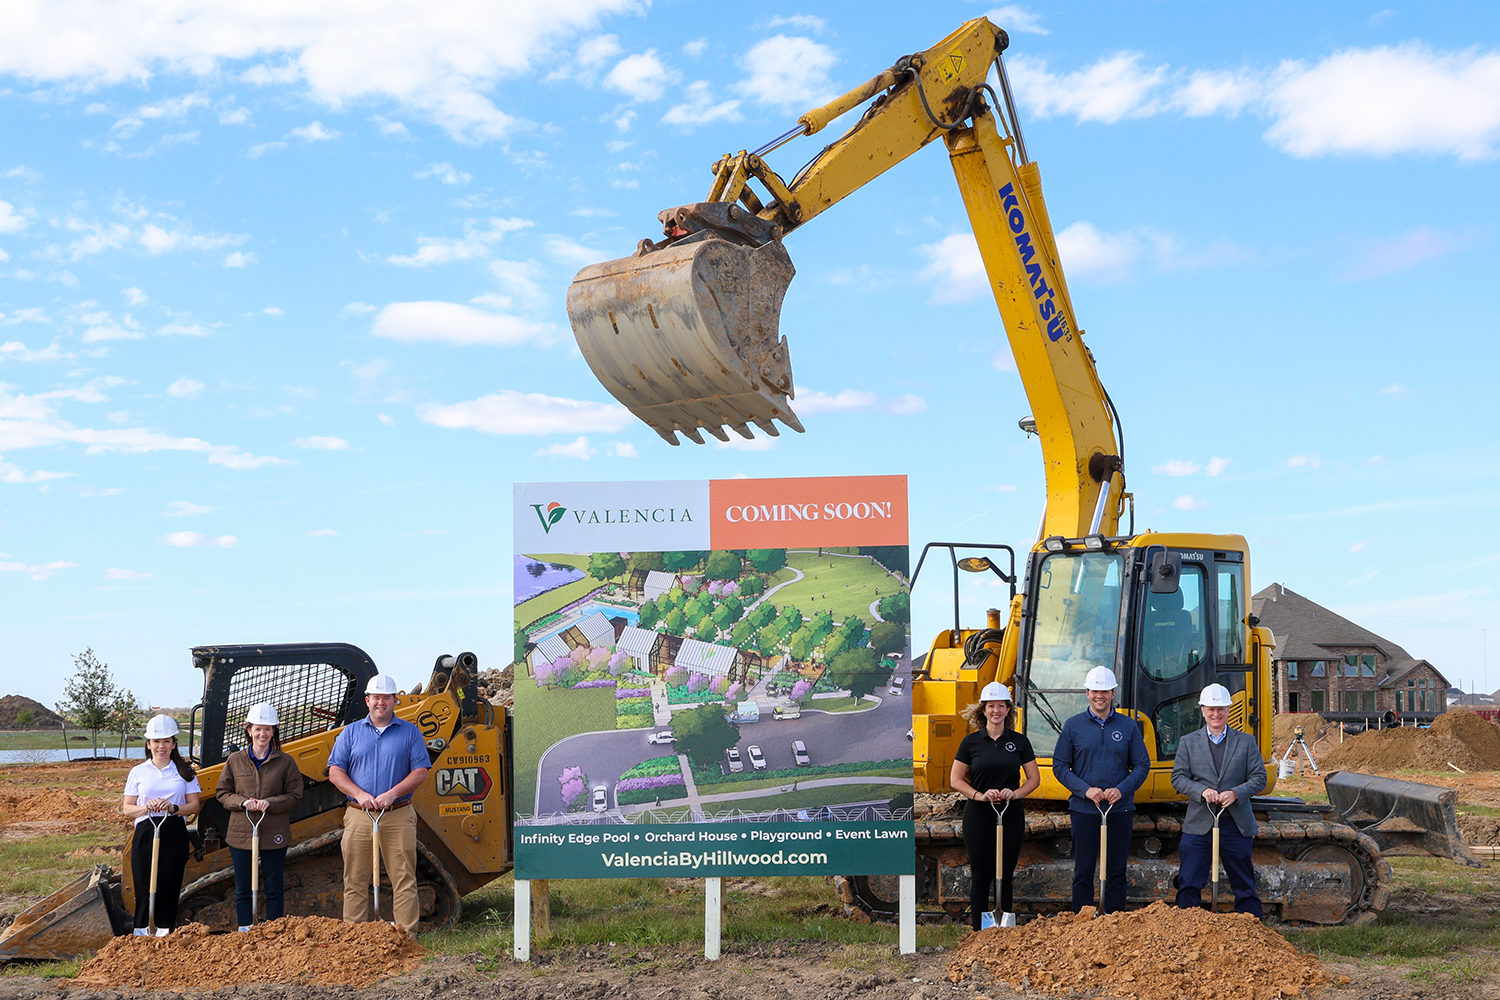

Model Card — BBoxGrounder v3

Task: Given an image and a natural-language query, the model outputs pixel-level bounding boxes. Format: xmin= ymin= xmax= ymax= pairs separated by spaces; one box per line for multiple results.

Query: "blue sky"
xmin=2 ymin=1 xmax=1497 ymax=708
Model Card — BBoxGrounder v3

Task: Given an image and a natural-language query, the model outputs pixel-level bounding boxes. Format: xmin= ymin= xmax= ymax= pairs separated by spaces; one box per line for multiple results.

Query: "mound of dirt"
xmin=947 ymin=902 xmax=1324 ymax=1000
xmin=1273 ymin=711 xmax=1334 ymax=749
xmin=0 ymin=695 xmax=65 ymax=730
xmin=1319 ymin=711 xmax=1500 ymax=773
xmin=73 ymin=916 xmax=424 ymax=990
xmin=0 ymin=787 xmax=132 ymax=836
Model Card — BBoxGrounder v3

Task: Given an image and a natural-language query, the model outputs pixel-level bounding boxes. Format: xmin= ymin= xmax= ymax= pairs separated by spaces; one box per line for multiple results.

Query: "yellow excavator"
xmin=568 ymin=17 xmax=1478 ymax=923
xmin=0 ymin=643 xmax=513 ymax=961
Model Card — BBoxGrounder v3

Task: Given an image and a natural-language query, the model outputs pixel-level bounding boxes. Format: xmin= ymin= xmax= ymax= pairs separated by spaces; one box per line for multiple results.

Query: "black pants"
xmin=962 ymin=799 xmax=1026 ymax=930
xmin=230 ymin=846 xmax=288 ymax=926
xmin=1069 ymin=808 xmax=1133 ymax=914
xmin=129 ymin=816 xmax=190 ymax=930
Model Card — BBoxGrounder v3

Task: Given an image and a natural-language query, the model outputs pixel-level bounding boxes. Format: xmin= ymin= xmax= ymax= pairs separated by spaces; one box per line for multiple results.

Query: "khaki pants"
xmin=341 ymin=805 xmax=419 ymax=934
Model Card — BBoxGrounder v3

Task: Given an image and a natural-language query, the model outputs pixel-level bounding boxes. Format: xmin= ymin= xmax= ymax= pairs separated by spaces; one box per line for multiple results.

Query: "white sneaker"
xmin=238 ymin=926 xmax=251 ymax=932
xmin=154 ymin=928 xmax=169 ymax=937
xmin=1000 ymin=912 xmax=1017 ymax=928
xmin=132 ymin=928 xmax=149 ymax=937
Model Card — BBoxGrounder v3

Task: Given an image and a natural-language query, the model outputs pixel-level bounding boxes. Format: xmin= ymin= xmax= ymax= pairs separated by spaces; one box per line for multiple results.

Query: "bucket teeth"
xmin=754 ymin=420 xmax=780 ymax=437
xmin=731 ymin=423 xmax=754 ymax=440
xmin=567 ymin=229 xmax=803 ymax=446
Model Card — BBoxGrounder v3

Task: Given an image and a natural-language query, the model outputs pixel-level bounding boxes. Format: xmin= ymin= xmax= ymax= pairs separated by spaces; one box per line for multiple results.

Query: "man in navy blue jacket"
xmin=1052 ymin=665 xmax=1150 ymax=914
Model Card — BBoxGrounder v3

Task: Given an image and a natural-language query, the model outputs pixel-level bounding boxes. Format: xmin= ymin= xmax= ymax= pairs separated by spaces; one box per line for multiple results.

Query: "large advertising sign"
xmin=512 ymin=476 xmax=913 ymax=879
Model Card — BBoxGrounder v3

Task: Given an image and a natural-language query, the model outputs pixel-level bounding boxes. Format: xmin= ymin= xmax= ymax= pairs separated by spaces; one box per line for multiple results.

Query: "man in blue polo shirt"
xmin=1052 ymin=665 xmax=1149 ymax=914
xmin=328 ymin=674 xmax=430 ymax=935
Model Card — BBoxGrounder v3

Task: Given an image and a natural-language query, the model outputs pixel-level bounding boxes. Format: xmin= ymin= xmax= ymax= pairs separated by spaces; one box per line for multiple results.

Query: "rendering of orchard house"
xmin=1251 ymin=584 xmax=1449 ymax=724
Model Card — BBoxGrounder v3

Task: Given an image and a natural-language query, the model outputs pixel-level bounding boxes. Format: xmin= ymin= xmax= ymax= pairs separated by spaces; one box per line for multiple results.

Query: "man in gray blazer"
xmin=1170 ymin=683 xmax=1267 ymax=917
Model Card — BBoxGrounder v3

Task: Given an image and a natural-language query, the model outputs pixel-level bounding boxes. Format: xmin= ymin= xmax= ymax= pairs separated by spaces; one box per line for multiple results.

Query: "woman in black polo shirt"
xmin=950 ymin=681 xmax=1039 ymax=930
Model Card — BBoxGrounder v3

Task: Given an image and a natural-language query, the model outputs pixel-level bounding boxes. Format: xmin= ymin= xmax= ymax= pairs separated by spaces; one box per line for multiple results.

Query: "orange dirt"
xmin=1318 ymin=711 xmax=1500 ymax=773
xmin=72 ymin=916 xmax=425 ymax=990
xmin=0 ymin=761 xmax=140 ymax=839
xmin=946 ymin=902 xmax=1325 ymax=1000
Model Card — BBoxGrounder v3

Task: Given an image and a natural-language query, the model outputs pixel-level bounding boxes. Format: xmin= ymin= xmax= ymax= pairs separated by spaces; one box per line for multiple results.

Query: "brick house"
xmin=1251 ymin=584 xmax=1449 ymax=724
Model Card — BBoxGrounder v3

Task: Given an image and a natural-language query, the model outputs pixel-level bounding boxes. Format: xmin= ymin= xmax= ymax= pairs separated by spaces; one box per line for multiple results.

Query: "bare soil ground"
xmin=4 ymin=742 xmax=1500 ymax=999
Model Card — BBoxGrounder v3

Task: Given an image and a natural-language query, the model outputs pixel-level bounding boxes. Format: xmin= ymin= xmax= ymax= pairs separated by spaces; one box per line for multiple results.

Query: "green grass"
xmin=422 ymin=873 xmax=967 ymax=955
xmin=0 ymin=731 xmax=140 ymax=753
xmin=1289 ymin=908 xmax=1500 ymax=959
xmin=1 ymin=956 xmax=87 ymax=979
xmin=807 ymin=696 xmax=877 ymax=713
xmin=511 ymin=682 xmax=619 ymax=815
xmin=0 ymin=833 xmax=116 ymax=896
xmin=1384 ymin=854 xmax=1500 ymax=895
xmin=771 ymin=550 xmax=904 ymax=626
xmin=515 ymin=573 xmax=608 ymax=630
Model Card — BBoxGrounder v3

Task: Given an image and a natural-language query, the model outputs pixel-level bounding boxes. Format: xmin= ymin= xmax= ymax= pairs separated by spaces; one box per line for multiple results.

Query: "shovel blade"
xmin=567 ymin=235 xmax=801 ymax=445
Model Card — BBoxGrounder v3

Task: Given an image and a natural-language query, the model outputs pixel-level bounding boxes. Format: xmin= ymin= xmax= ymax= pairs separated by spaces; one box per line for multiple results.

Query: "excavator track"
xmin=836 ymin=800 xmax=1391 ymax=926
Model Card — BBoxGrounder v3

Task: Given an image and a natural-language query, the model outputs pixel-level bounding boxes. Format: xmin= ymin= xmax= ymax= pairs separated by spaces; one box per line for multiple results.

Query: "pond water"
xmin=514 ymin=554 xmax=586 ymax=605
xmin=0 ymin=747 xmax=146 ymax=764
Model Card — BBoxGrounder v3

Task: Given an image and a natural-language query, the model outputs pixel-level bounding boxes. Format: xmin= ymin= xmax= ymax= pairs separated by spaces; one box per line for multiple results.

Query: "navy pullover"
xmin=1052 ymin=708 xmax=1150 ymax=813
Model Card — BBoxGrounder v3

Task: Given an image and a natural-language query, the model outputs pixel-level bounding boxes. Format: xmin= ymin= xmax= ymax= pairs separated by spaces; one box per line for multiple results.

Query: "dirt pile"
xmin=0 ymin=695 xmax=65 ymax=730
xmin=1273 ymin=711 xmax=1334 ymax=750
xmin=1459 ymin=813 xmax=1500 ymax=847
xmin=73 ymin=916 xmax=424 ymax=990
xmin=1319 ymin=711 xmax=1500 ymax=773
xmin=946 ymin=902 xmax=1325 ymax=1000
xmin=0 ymin=787 xmax=132 ymax=837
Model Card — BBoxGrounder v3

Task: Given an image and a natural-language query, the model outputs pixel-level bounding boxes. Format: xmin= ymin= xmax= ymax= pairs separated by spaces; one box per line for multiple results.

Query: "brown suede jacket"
xmin=216 ymin=747 xmax=304 ymax=851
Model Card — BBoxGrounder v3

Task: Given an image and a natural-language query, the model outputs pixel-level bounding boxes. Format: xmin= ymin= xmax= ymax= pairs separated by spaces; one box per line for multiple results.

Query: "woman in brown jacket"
xmin=216 ymin=703 xmax=304 ymax=929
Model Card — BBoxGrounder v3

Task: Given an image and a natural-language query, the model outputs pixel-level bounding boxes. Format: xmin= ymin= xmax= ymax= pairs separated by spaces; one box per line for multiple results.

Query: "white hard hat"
xmin=979 ymin=681 xmax=1013 ymax=703
xmin=1084 ymin=666 xmax=1118 ymax=691
xmin=144 ymin=714 xmax=180 ymax=740
xmin=365 ymin=674 xmax=399 ymax=695
xmin=1199 ymin=683 xmax=1233 ymax=707
xmin=244 ymin=703 xmax=279 ymax=726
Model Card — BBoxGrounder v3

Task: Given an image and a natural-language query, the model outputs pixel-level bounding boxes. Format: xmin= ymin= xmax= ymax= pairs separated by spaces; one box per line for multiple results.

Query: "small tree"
xmin=877 ymin=591 xmax=911 ymax=625
xmin=56 ymin=648 xmax=123 ymax=757
xmin=674 ymin=703 xmax=741 ymax=770
xmin=587 ymin=551 xmax=626 ymax=583
xmin=663 ymin=551 xmax=707 ymax=573
xmin=704 ymin=550 xmax=742 ymax=581
xmin=827 ymin=647 xmax=885 ymax=701
xmin=747 ymin=549 xmax=786 ymax=574
xmin=628 ymin=551 xmax=664 ymax=573
xmin=513 ymin=624 xmax=531 ymax=666
xmin=869 ymin=621 xmax=907 ymax=657
xmin=112 ymin=689 xmax=148 ymax=757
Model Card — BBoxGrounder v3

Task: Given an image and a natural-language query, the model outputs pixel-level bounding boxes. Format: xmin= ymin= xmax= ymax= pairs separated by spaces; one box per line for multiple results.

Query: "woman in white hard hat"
xmin=951 ymin=681 xmax=1040 ymax=930
xmin=216 ymin=702 xmax=304 ymax=929
xmin=1170 ymin=683 xmax=1267 ymax=916
xmin=122 ymin=714 xmax=201 ymax=935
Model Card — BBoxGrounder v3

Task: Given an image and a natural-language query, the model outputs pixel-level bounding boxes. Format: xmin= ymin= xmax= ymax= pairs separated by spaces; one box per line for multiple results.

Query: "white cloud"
xmin=1206 ymin=457 xmax=1230 ymax=477
xmin=224 ymin=250 xmax=257 ymax=267
xmin=247 ymin=140 xmax=288 ymax=158
xmin=1010 ymin=52 xmax=1169 ymax=123
xmin=343 ymin=302 xmax=378 ymax=315
xmin=1369 ymin=454 xmax=1387 ymax=465
xmin=377 ymin=413 xmax=395 ymax=425
xmin=543 ymin=235 xmax=604 ymax=268
xmin=767 ymin=15 xmax=826 ymax=32
xmin=122 ymin=286 xmax=147 ymax=305
xmin=991 ymin=347 xmax=1015 ymax=372
xmin=1 ymin=307 xmax=49 ymax=325
xmin=0 ymin=340 xmax=65 ymax=363
xmin=1286 ymin=454 xmax=1321 ymax=468
xmin=1338 ymin=227 xmax=1473 ymax=281
xmin=1054 ymin=221 xmax=1140 ymax=281
xmin=1173 ymin=494 xmax=1207 ymax=511
xmin=1340 ymin=568 xmax=1381 ymax=589
xmin=534 ymin=435 xmax=596 ymax=459
xmin=219 ymin=107 xmax=251 ymax=125
xmin=110 ymin=92 xmax=209 ymax=139
xmin=293 ymin=435 xmax=349 ymax=450
xmin=984 ymin=5 xmax=1049 ymax=35
xmin=661 ymin=80 xmax=743 ymax=130
xmin=885 ymin=394 xmax=927 ymax=415
xmin=0 ymin=200 xmax=27 ymax=234
xmin=682 ymin=38 xmax=708 ymax=59
xmin=105 ymin=567 xmax=152 ymax=580
xmin=714 ymin=434 xmax=776 ymax=452
xmin=160 ymin=531 xmax=237 ymax=548
xmin=793 ymin=387 xmax=878 ymax=414
xmin=1380 ymin=382 xmax=1410 ymax=395
xmin=371 ymin=301 xmax=555 ymax=347
xmin=370 ymin=115 xmax=412 ymax=139
xmin=0 ymin=456 xmax=72 ymax=483
xmin=263 ymin=306 xmax=283 ymax=316
xmin=166 ymin=500 xmax=212 ymax=517
xmin=605 ymin=50 xmax=677 ymax=102
xmin=740 ymin=35 xmax=837 ymax=111
xmin=386 ymin=217 xmax=531 ymax=266
xmin=307 ymin=528 xmax=338 ymax=537
xmin=607 ymin=441 xmax=637 ymax=457
xmin=416 ymin=162 xmax=472 ymax=185
xmin=0 ymin=558 xmax=78 ymax=580
xmin=916 ymin=233 xmax=988 ymax=304
xmin=137 ymin=223 xmax=243 ymax=256
xmin=417 ymin=390 xmax=630 ymax=435
xmin=1349 ymin=540 xmax=1369 ymax=552
xmin=289 ymin=120 xmax=339 ymax=142
xmin=1152 ymin=459 xmax=1200 ymax=476
xmin=0 ymin=384 xmax=282 ymax=469
xmin=167 ymin=378 xmax=203 ymax=399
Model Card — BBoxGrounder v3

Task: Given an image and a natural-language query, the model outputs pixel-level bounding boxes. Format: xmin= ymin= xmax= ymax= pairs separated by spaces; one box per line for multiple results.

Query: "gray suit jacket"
xmin=1170 ymin=726 xmax=1266 ymax=836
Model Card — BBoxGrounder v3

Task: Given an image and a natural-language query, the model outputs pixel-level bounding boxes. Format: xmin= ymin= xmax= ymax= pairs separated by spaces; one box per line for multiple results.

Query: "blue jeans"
xmin=230 ymin=845 xmax=287 ymax=926
xmin=1070 ymin=808 xmax=1133 ymax=914
xmin=1175 ymin=818 xmax=1262 ymax=918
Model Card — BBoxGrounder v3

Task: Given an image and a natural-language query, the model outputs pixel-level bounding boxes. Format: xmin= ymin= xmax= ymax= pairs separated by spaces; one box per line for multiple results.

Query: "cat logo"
xmin=434 ymin=766 xmax=492 ymax=802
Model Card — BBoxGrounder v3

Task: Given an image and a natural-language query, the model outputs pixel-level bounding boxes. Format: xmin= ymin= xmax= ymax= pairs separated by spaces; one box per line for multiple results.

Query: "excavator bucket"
xmin=567 ymin=233 xmax=803 ymax=445
xmin=1325 ymin=771 xmax=1483 ymax=867
xmin=0 ymin=864 xmax=128 ymax=962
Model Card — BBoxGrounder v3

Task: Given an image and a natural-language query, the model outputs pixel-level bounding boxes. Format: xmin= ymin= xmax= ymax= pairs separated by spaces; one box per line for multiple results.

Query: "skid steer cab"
xmin=0 ymin=642 xmax=514 ymax=963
